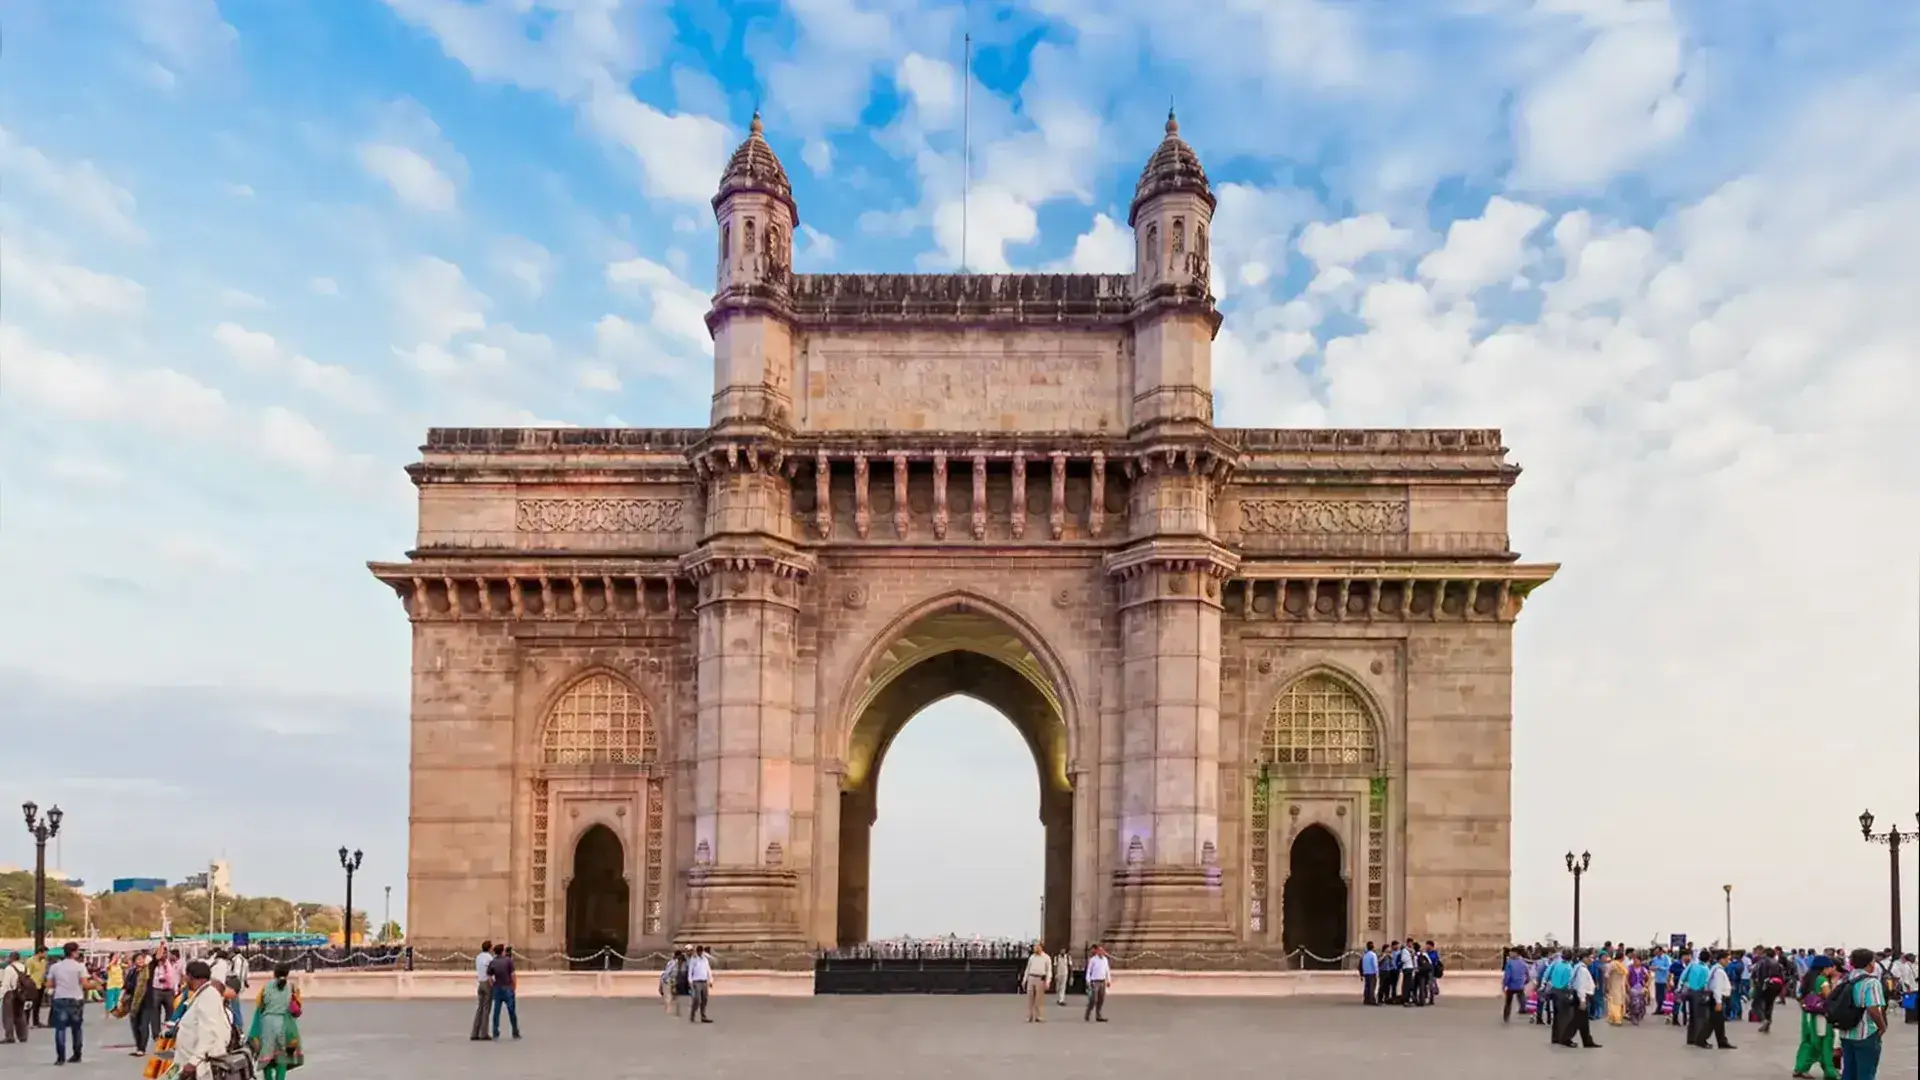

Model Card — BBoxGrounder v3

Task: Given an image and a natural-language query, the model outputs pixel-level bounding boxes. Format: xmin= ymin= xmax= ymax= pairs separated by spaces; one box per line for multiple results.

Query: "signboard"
xmin=42 ymin=912 xmax=66 ymax=923
xmin=232 ymin=932 xmax=250 ymax=948
xmin=1670 ymin=934 xmax=1688 ymax=950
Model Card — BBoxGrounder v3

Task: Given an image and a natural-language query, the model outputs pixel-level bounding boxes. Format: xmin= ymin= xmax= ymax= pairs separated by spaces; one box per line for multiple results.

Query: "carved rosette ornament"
xmin=516 ymin=498 xmax=687 ymax=534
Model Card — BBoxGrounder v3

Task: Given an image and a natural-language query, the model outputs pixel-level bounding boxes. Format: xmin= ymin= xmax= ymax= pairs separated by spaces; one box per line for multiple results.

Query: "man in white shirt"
xmin=686 ymin=946 xmax=714 ymax=1024
xmin=47 ymin=942 xmax=99 ymax=1066
xmin=1703 ymin=951 xmax=1736 ymax=1050
xmin=1563 ymin=950 xmax=1602 ymax=1049
xmin=206 ymin=950 xmax=245 ymax=1030
xmin=1082 ymin=945 xmax=1112 ymax=1023
xmin=1053 ymin=948 xmax=1072 ymax=1006
xmin=1 ymin=951 xmax=24 ymax=1044
xmin=469 ymin=941 xmax=495 ymax=1041
xmin=1021 ymin=944 xmax=1052 ymax=1023
xmin=172 ymin=960 xmax=235 ymax=1078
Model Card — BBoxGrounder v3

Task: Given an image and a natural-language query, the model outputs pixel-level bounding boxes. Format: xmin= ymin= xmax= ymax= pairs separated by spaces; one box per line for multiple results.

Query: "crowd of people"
xmin=1 ymin=940 xmax=307 ymax=1076
xmin=1486 ymin=942 xmax=1915 ymax=1078
xmin=1356 ymin=940 xmax=1446 ymax=1006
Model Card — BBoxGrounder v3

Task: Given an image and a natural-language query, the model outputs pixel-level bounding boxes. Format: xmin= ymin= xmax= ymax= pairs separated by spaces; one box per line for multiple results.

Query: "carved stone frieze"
xmin=516 ymin=498 xmax=687 ymax=534
xmin=1239 ymin=499 xmax=1408 ymax=536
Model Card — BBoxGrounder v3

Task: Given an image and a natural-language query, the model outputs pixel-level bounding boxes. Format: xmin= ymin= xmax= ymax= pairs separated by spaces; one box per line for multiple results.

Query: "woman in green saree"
xmin=245 ymin=963 xmax=304 ymax=1079
xmin=1793 ymin=957 xmax=1838 ymax=1080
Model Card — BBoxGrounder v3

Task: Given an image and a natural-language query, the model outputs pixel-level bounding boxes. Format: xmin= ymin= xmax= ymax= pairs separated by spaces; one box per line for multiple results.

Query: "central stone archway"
xmin=836 ymin=605 xmax=1074 ymax=949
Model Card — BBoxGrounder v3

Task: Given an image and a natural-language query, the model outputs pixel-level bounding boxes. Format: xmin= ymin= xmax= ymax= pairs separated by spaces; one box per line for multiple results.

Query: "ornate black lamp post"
xmin=1859 ymin=809 xmax=1920 ymax=954
xmin=338 ymin=847 xmax=363 ymax=950
xmin=22 ymin=802 xmax=64 ymax=953
xmin=1565 ymin=850 xmax=1591 ymax=950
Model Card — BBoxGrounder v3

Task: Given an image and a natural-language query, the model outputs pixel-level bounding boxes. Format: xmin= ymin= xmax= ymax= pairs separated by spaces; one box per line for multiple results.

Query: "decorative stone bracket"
xmin=369 ymin=561 xmax=687 ymax=622
xmin=1227 ymin=562 xmax=1558 ymax=623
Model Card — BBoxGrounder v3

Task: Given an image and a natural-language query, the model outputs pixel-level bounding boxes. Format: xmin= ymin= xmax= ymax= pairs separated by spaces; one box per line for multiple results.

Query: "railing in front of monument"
xmin=252 ymin=943 xmax=1508 ymax=973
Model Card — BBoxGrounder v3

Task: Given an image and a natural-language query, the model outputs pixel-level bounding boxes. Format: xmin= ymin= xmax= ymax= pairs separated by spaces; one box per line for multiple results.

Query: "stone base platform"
xmin=292 ymin=969 xmax=1503 ymax=1000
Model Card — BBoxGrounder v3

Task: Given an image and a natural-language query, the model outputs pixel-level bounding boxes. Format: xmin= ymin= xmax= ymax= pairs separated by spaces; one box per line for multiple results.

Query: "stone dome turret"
xmin=1129 ymin=109 xmax=1214 ymax=226
xmin=714 ymin=112 xmax=798 ymax=225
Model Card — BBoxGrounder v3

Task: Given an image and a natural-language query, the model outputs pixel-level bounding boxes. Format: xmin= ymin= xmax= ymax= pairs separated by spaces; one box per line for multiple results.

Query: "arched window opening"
xmin=1262 ymin=672 xmax=1377 ymax=767
xmin=542 ymin=673 xmax=656 ymax=766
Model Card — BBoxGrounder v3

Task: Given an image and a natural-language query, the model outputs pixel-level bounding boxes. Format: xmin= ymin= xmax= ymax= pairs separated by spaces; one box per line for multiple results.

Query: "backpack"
xmin=1432 ymin=954 xmax=1445 ymax=978
xmin=1823 ymin=973 xmax=1868 ymax=1031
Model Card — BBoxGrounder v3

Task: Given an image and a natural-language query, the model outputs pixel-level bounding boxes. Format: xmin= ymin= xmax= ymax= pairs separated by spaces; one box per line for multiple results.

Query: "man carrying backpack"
xmin=1826 ymin=948 xmax=1888 ymax=1080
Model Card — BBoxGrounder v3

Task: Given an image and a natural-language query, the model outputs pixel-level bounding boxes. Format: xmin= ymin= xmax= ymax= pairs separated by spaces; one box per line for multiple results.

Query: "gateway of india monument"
xmin=370 ymin=112 xmax=1556 ymax=963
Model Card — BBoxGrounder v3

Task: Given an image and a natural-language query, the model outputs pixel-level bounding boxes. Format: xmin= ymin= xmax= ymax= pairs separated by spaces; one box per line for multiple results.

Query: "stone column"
xmin=678 ymin=455 xmax=816 ymax=949
xmin=1102 ymin=536 xmax=1238 ymax=949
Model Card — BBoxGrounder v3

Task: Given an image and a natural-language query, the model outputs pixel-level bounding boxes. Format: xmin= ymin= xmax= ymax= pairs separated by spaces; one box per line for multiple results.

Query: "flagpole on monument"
xmin=961 ymin=13 xmax=972 ymax=273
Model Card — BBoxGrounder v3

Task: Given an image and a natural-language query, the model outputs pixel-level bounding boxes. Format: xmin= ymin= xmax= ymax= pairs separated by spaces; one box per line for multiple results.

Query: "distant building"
xmin=113 ymin=878 xmax=168 ymax=894
xmin=179 ymin=860 xmax=234 ymax=896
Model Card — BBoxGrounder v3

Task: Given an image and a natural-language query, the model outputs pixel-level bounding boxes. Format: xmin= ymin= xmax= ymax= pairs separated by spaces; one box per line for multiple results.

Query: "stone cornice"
xmin=1104 ymin=537 xmax=1242 ymax=581
xmin=1225 ymin=427 xmax=1519 ymax=482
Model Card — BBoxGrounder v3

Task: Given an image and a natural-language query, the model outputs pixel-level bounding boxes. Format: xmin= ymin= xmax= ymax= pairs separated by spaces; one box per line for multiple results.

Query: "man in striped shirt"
xmin=1836 ymin=948 xmax=1888 ymax=1080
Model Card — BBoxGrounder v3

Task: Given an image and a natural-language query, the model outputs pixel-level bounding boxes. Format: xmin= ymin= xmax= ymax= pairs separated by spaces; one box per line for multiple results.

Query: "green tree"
xmin=377 ymin=920 xmax=403 ymax=943
xmin=0 ymin=870 xmax=82 ymax=939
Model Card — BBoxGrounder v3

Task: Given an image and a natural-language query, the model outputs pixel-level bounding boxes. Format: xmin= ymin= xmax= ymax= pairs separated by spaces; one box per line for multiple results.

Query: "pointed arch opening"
xmin=1283 ymin=824 xmax=1347 ymax=969
xmin=835 ymin=600 xmax=1077 ymax=949
xmin=566 ymin=824 xmax=629 ymax=968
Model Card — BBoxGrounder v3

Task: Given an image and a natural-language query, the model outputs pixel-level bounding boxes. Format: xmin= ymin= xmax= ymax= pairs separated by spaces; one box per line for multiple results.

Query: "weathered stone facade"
xmin=371 ymin=113 xmax=1555 ymax=961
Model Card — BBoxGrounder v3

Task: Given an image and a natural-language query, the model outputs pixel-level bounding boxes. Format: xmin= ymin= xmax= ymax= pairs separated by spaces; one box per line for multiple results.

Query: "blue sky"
xmin=2 ymin=0 xmax=1917 ymax=948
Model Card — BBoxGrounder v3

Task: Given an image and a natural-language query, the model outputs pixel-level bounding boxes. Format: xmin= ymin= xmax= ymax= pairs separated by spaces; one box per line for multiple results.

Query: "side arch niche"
xmin=528 ymin=670 xmax=667 ymax=948
xmin=1248 ymin=668 xmax=1389 ymax=949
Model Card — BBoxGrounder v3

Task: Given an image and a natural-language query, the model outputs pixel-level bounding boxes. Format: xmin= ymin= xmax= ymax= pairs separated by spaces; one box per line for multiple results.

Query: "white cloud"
xmin=1297 ymin=212 xmax=1411 ymax=271
xmin=1417 ymin=196 xmax=1549 ymax=296
xmin=1512 ymin=0 xmax=1697 ymax=190
xmin=578 ymin=364 xmax=622 ymax=392
xmin=358 ymin=144 xmax=459 ymax=213
xmin=212 ymin=322 xmax=383 ymax=412
xmin=1 ymin=243 xmax=146 ymax=317
xmin=4 ymin=324 xmax=227 ymax=435
xmin=897 ymin=53 xmax=960 ymax=129
xmin=357 ymin=98 xmax=469 ymax=213
xmin=606 ymin=256 xmax=712 ymax=352
xmin=580 ymin=81 xmax=734 ymax=205
xmin=46 ymin=457 xmax=128 ymax=491
xmin=801 ymin=139 xmax=834 ymax=176
xmin=0 ymin=126 xmax=144 ymax=241
xmin=309 ymin=277 xmax=341 ymax=297
xmin=492 ymin=237 xmax=555 ymax=297
xmin=929 ymin=185 xmax=1037 ymax=272
xmin=218 ymin=287 xmax=268 ymax=309
xmin=798 ymin=224 xmax=838 ymax=264
xmin=1054 ymin=213 xmax=1132 ymax=274
xmin=391 ymin=255 xmax=488 ymax=345
xmin=124 ymin=0 xmax=237 ymax=73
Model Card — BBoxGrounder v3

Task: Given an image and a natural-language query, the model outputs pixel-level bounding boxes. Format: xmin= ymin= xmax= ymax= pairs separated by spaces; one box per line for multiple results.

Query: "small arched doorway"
xmin=1282 ymin=824 xmax=1347 ymax=970
xmin=565 ymin=824 xmax=629 ymax=969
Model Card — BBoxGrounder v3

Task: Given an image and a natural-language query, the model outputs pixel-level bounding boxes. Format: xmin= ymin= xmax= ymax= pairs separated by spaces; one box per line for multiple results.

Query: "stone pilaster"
xmin=1102 ymin=537 xmax=1239 ymax=948
xmin=678 ymin=538 xmax=814 ymax=948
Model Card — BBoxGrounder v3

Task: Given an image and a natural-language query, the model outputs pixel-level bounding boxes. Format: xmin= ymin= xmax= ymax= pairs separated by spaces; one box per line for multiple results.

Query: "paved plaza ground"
xmin=6 ymin=997 xmax=1915 ymax=1079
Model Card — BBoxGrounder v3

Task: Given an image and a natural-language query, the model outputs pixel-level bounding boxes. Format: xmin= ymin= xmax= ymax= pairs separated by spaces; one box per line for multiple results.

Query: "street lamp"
xmin=1860 ymin=809 xmax=1920 ymax=954
xmin=383 ymin=885 xmax=392 ymax=944
xmin=1565 ymin=850 xmax=1591 ymax=950
xmin=22 ymin=801 xmax=64 ymax=953
xmin=1723 ymin=884 xmax=1733 ymax=949
xmin=338 ymin=847 xmax=363 ymax=950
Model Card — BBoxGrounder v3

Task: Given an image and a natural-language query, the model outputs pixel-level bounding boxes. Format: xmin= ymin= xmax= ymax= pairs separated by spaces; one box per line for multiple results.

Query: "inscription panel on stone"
xmin=800 ymin=329 xmax=1126 ymax=432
